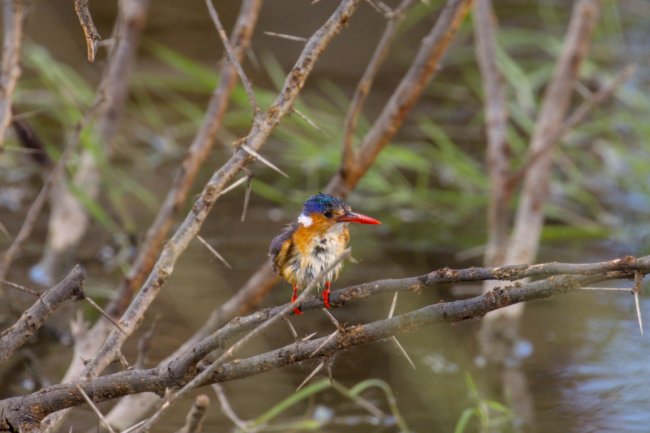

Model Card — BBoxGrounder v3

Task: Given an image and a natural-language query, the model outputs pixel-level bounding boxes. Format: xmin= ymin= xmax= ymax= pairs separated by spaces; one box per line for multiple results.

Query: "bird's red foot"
xmin=291 ymin=284 xmax=303 ymax=315
xmin=323 ymin=281 xmax=331 ymax=309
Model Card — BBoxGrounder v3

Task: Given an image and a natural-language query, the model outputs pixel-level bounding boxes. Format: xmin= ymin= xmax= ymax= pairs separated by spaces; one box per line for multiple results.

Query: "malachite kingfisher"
xmin=269 ymin=193 xmax=381 ymax=315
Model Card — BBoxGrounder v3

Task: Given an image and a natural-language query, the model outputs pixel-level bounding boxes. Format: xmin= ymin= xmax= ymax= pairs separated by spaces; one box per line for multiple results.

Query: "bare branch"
xmin=205 ymin=0 xmax=260 ymax=116
xmin=0 ymin=266 xmax=85 ymax=365
xmin=506 ymin=0 xmax=601 ymax=265
xmin=197 ymin=235 xmax=232 ymax=269
xmin=329 ymin=0 xmax=473 ymax=197
xmin=74 ymin=0 xmax=102 ymax=62
xmin=63 ymin=3 xmax=361 ymax=430
xmin=0 ymin=0 xmax=26 ymax=150
xmin=263 ymin=31 xmax=307 ymax=43
xmin=1 ymin=257 xmax=643 ymax=429
xmin=473 ymin=0 xmax=510 ymax=266
xmin=341 ymin=0 xmax=414 ymax=176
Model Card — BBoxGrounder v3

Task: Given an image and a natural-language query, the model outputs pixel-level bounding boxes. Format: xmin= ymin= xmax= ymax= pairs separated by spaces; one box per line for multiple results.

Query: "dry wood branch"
xmin=328 ymin=0 xmax=473 ymax=197
xmin=506 ymin=0 xmax=601 ymax=265
xmin=74 ymin=0 xmax=101 ymax=62
xmin=59 ymin=3 xmax=360 ymax=430
xmin=341 ymin=0 xmax=414 ymax=176
xmin=106 ymin=0 xmax=262 ymax=318
xmin=473 ymin=0 xmax=510 ymax=266
xmin=0 ymin=0 xmax=25 ymax=150
xmin=0 ymin=265 xmax=85 ymax=365
xmin=205 ymin=0 xmax=260 ymax=116
xmin=0 ymin=256 xmax=643 ymax=429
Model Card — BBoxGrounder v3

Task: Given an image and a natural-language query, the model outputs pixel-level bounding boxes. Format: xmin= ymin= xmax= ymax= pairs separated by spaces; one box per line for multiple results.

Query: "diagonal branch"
xmin=0 ymin=266 xmax=85 ymax=365
xmin=341 ymin=0 xmax=414 ymax=177
xmin=54 ymin=3 xmax=362 ymax=431
xmin=0 ymin=0 xmax=25 ymax=150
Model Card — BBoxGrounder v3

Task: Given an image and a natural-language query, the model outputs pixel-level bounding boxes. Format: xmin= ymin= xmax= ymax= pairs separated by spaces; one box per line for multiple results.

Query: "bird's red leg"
xmin=323 ymin=281 xmax=331 ymax=309
xmin=291 ymin=283 xmax=302 ymax=315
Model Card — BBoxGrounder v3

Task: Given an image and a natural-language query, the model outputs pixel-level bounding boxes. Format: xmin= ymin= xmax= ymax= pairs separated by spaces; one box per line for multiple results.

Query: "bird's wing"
xmin=269 ymin=223 xmax=297 ymax=275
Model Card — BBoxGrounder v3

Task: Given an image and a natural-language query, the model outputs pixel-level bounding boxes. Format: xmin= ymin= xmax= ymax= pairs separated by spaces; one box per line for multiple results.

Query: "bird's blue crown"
xmin=302 ymin=193 xmax=349 ymax=215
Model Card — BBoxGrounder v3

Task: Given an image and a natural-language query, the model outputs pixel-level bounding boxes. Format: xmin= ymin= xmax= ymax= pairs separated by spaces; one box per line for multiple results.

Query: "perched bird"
xmin=269 ymin=193 xmax=381 ymax=315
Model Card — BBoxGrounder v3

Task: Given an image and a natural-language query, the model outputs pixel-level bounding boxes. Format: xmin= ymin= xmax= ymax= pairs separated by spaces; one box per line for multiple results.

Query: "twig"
xmin=76 ymin=384 xmax=117 ymax=433
xmin=391 ymin=337 xmax=416 ymax=369
xmin=74 ymin=0 xmax=101 ymax=62
xmin=263 ymin=31 xmax=307 ymax=43
xmin=77 ymin=3 xmax=361 ymax=429
xmin=0 ymin=280 xmax=40 ymax=297
xmin=218 ymin=175 xmax=249 ymax=198
xmin=85 ymin=297 xmax=127 ymax=335
xmin=293 ymin=108 xmax=329 ymax=137
xmin=297 ymin=360 xmax=325 ymax=391
xmin=212 ymin=385 xmax=250 ymax=432
xmin=205 ymin=0 xmax=260 ymax=116
xmin=386 ymin=293 xmax=415 ymax=369
xmin=175 ymin=394 xmax=210 ymax=433
xmin=240 ymin=172 xmax=253 ymax=222
xmin=473 ymin=0 xmax=511 ymax=266
xmin=0 ymin=266 xmax=85 ymax=366
xmin=310 ymin=330 xmax=338 ymax=358
xmin=0 ymin=0 xmax=26 ymax=150
xmin=321 ymin=308 xmax=340 ymax=328
xmin=341 ymin=0 xmax=414 ymax=178
xmin=105 ymin=0 xmax=262 ymax=320
xmin=283 ymin=316 xmax=298 ymax=340
xmin=330 ymin=0 xmax=472 ymax=196
xmin=197 ymin=235 xmax=232 ymax=269
xmin=240 ymin=144 xmax=289 ymax=178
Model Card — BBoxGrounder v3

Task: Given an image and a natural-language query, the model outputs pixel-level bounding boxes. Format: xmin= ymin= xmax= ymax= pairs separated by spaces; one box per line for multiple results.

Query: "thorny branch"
xmin=41 ymin=2 xmax=362 ymax=431
xmin=203 ymin=0 xmax=473 ymax=354
xmin=0 ymin=266 xmax=85 ymax=365
xmin=0 ymin=255 xmax=646 ymax=430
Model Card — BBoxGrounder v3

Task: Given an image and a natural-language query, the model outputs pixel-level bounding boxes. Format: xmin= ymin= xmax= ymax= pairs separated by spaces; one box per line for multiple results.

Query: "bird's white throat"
xmin=298 ymin=213 xmax=313 ymax=227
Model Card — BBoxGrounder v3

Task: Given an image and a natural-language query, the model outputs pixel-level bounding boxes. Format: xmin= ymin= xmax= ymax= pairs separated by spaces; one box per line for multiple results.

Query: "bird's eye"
xmin=324 ymin=211 xmax=333 ymax=218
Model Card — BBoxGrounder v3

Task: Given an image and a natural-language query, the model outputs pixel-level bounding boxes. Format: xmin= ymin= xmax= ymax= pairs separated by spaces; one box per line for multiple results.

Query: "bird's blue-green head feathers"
xmin=301 ymin=193 xmax=350 ymax=217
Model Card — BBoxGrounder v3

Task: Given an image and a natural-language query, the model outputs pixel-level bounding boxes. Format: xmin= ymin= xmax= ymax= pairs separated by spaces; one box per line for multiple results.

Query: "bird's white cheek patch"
xmin=298 ymin=214 xmax=313 ymax=227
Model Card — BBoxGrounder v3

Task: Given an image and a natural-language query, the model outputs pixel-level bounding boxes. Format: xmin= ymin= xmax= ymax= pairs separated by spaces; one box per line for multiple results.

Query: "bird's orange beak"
xmin=337 ymin=211 xmax=381 ymax=225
